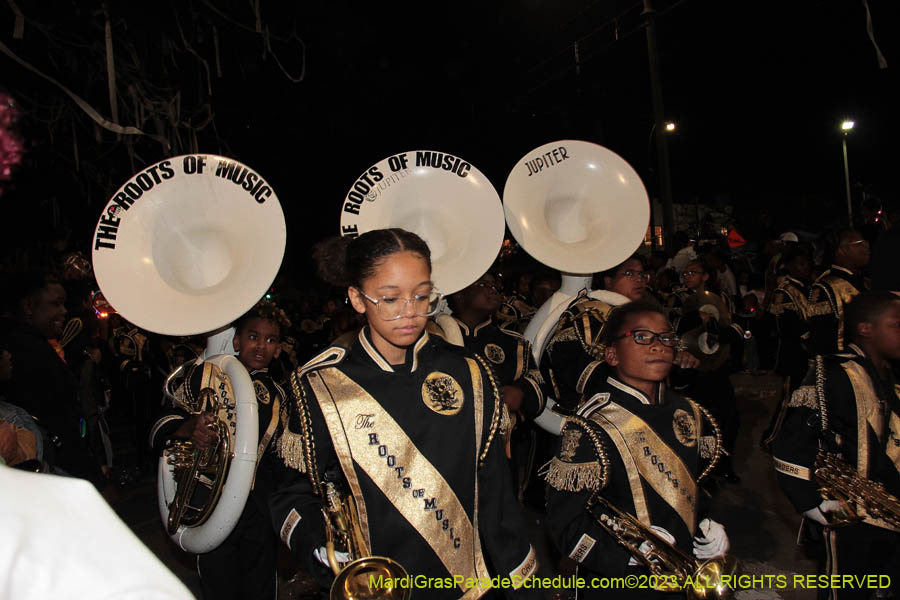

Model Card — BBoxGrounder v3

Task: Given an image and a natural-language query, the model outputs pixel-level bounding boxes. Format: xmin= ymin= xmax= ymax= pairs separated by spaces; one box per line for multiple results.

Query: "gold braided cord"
xmin=473 ymin=353 xmax=503 ymax=469
xmin=288 ymin=368 xmax=322 ymax=496
xmin=690 ymin=400 xmax=723 ymax=483
xmin=814 ymin=355 xmax=829 ymax=434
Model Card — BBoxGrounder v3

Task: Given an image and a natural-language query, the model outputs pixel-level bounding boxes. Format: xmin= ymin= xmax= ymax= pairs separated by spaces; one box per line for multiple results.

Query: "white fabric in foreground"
xmin=0 ymin=466 xmax=195 ymax=599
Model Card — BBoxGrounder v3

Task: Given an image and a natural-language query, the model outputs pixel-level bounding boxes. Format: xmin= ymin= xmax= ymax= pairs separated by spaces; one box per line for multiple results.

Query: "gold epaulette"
xmin=540 ymin=417 xmax=609 ymax=493
xmin=807 ymin=301 xmax=834 ymax=317
xmin=278 ymin=429 xmax=307 ymax=472
xmin=788 ymin=385 xmax=818 ymax=410
xmin=542 ymin=457 xmax=605 ymax=493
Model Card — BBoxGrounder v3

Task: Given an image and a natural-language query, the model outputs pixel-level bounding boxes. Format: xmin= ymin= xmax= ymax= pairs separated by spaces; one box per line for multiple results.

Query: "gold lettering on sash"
xmin=592 ymin=403 xmax=698 ymax=533
xmin=313 ymin=368 xmax=490 ymax=595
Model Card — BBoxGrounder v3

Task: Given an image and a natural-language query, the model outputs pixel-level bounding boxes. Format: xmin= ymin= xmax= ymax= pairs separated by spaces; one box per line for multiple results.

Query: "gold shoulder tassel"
xmin=278 ymin=430 xmax=307 ymax=472
xmin=539 ymin=458 xmax=603 ymax=493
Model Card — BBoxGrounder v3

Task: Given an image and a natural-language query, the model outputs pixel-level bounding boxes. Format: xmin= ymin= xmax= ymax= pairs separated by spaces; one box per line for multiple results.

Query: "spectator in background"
xmin=666 ymin=230 xmax=697 ymax=274
xmin=0 ymin=271 xmax=110 ymax=495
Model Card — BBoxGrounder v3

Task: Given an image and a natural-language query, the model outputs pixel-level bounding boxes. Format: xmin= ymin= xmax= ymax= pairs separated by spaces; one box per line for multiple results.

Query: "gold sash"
xmin=590 ymin=402 xmax=698 ymax=534
xmin=842 ymin=361 xmax=886 ymax=478
xmin=308 ymin=366 xmax=491 ymax=597
xmin=841 ymin=361 xmax=900 ymax=530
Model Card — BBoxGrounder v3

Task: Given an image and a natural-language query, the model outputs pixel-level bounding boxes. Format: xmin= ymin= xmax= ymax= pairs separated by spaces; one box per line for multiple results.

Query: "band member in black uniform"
xmin=544 ymin=301 xmax=731 ymax=598
xmin=449 ymin=272 xmax=542 ymax=421
xmin=448 ymin=271 xmax=545 ymax=498
xmin=760 ymin=248 xmax=812 ymax=450
xmin=541 ymin=257 xmax=700 ymax=413
xmin=272 ymin=229 xmax=540 ymax=599
xmin=675 ymin=260 xmax=743 ymax=483
xmin=150 ymin=300 xmax=290 ymax=600
xmin=807 ymin=230 xmax=870 ymax=356
xmin=772 ymin=292 xmax=900 ymax=599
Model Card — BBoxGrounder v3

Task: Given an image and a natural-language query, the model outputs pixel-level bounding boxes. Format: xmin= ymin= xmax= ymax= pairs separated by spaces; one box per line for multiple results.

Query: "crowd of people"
xmin=2 ymin=218 xmax=899 ymax=599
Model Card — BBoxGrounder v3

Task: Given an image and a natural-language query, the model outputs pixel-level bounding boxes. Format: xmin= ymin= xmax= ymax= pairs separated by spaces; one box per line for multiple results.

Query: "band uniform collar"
xmin=358 ymin=327 xmax=394 ymax=372
xmin=607 ymin=375 xmax=664 ymax=406
xmin=357 ymin=327 xmax=430 ymax=373
xmin=846 ymin=343 xmax=866 ymax=359
xmin=830 ymin=264 xmax=854 ymax=277
xmin=249 ymin=368 xmax=269 ymax=376
xmin=452 ymin=317 xmax=492 ymax=338
xmin=784 ymin=275 xmax=805 ymax=288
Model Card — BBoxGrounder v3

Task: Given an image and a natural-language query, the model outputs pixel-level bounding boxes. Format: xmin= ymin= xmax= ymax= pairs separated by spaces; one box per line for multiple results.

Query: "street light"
xmin=840 ymin=119 xmax=855 ymax=226
xmin=646 ymin=120 xmax=677 ymax=248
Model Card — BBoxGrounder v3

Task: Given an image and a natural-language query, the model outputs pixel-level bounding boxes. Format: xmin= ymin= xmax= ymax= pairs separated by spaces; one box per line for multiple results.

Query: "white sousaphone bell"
xmin=503 ymin=140 xmax=650 ymax=433
xmin=339 ymin=150 xmax=506 ymax=344
xmin=92 ymin=154 xmax=286 ymax=553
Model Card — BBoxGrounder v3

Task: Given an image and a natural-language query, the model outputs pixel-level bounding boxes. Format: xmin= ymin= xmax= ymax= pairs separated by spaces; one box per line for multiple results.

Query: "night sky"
xmin=1 ymin=0 xmax=895 ymax=276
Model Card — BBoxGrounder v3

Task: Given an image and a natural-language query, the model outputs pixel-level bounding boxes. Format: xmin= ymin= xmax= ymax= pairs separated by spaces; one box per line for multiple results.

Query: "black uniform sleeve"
xmin=475 ymin=362 xmax=542 ymax=597
xmin=269 ymin=372 xmax=334 ymax=586
xmin=807 ymin=284 xmax=839 ymax=355
xmin=544 ymin=423 xmax=633 ymax=577
xmin=771 ymin=360 xmax=857 ymax=514
xmin=542 ymin=324 xmax=607 ymax=409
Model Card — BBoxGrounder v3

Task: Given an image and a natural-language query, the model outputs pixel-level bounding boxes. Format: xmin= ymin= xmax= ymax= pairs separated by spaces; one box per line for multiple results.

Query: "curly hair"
xmin=235 ymin=298 xmax=292 ymax=334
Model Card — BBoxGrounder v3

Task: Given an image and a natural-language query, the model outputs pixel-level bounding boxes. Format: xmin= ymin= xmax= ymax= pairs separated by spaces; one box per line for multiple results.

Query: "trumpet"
xmin=322 ymin=480 xmax=410 ymax=600
xmin=814 ymin=451 xmax=900 ymax=530
xmin=587 ymin=495 xmax=740 ymax=599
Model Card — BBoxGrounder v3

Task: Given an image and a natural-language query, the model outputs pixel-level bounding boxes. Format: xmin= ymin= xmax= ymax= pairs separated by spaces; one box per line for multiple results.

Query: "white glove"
xmin=802 ymin=500 xmax=843 ymax=526
xmin=628 ymin=525 xmax=675 ymax=566
xmin=693 ymin=518 xmax=729 ymax=560
xmin=313 ymin=546 xmax=351 ymax=568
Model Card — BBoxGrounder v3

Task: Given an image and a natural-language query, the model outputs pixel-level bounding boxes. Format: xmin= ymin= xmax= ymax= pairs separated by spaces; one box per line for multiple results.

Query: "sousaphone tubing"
xmin=92 ymin=154 xmax=285 ymax=553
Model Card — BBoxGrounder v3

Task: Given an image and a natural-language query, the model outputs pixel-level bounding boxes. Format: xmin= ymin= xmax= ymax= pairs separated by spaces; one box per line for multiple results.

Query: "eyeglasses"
xmin=616 ymin=329 xmax=680 ymax=347
xmin=358 ymin=289 xmax=444 ymax=321
xmin=681 ymin=270 xmax=703 ymax=278
xmin=840 ymin=239 xmax=869 ymax=249
xmin=618 ymin=270 xmax=651 ymax=282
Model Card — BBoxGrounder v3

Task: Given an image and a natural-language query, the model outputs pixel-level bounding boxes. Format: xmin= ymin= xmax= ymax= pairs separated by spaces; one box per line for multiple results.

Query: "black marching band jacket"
xmin=767 ymin=275 xmax=811 ymax=385
xmin=544 ymin=377 xmax=720 ymax=590
xmin=451 ymin=317 xmax=545 ymax=422
xmin=271 ymin=328 xmax=540 ymax=599
xmin=772 ymin=344 xmax=900 ymax=522
xmin=540 ymin=291 xmax=630 ymax=410
xmin=806 ymin=265 xmax=868 ymax=356
xmin=150 ymin=365 xmax=288 ymax=519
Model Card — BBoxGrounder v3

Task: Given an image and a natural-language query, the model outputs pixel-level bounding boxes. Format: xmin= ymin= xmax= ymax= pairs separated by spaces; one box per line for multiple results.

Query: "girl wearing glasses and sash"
xmin=271 ymin=229 xmax=540 ymax=599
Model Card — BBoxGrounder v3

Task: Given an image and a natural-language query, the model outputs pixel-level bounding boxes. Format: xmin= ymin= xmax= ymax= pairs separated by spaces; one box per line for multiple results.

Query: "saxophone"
xmin=322 ymin=480 xmax=410 ymax=600
xmin=811 ymin=355 xmax=900 ymax=530
xmin=587 ymin=495 xmax=740 ymax=599
xmin=813 ymin=451 xmax=900 ymax=529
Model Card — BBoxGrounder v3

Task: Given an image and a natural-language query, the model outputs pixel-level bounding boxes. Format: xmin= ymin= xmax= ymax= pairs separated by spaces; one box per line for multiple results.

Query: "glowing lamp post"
xmin=841 ymin=120 xmax=854 ymax=226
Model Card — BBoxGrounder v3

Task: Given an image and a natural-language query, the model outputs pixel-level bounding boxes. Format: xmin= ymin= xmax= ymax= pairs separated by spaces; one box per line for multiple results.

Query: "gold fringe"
xmin=539 ymin=457 xmax=603 ymax=493
xmin=700 ymin=435 xmax=716 ymax=459
xmin=788 ymin=385 xmax=818 ymax=410
xmin=278 ymin=429 xmax=307 ymax=472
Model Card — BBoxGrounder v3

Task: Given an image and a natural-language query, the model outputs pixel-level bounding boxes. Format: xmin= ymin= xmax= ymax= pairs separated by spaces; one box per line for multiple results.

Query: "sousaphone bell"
xmin=92 ymin=154 xmax=286 ymax=553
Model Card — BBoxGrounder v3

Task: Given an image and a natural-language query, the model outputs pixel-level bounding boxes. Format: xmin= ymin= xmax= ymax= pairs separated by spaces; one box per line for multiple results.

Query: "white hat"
xmin=778 ymin=232 xmax=799 ymax=243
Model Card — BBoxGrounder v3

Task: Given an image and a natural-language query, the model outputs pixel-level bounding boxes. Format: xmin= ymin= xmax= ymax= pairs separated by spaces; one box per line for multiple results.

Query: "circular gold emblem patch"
xmin=484 ymin=343 xmax=506 ymax=365
xmin=672 ymin=409 xmax=697 ymax=447
xmin=254 ymin=380 xmax=271 ymax=405
xmin=421 ymin=372 xmax=464 ymax=415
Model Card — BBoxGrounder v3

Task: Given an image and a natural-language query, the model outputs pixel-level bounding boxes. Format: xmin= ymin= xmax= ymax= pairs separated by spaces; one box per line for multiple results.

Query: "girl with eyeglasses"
xmin=271 ymin=228 xmax=540 ymax=599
